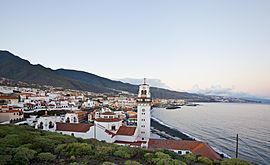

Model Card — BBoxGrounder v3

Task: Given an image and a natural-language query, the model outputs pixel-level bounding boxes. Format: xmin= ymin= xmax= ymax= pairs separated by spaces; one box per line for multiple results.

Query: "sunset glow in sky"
xmin=1 ymin=1 xmax=270 ymax=98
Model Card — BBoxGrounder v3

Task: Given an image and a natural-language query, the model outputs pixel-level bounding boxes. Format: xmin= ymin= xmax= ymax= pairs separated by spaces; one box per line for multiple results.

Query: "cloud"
xmin=188 ymin=84 xmax=270 ymax=101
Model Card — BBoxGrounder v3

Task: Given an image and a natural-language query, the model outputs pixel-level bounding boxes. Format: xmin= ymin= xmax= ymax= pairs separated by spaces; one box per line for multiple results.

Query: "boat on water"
xmin=185 ymin=103 xmax=199 ymax=106
xmin=166 ymin=106 xmax=181 ymax=110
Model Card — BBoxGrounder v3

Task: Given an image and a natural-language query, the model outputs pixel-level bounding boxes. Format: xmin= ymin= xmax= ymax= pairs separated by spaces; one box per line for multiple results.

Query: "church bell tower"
xmin=137 ymin=78 xmax=151 ymax=141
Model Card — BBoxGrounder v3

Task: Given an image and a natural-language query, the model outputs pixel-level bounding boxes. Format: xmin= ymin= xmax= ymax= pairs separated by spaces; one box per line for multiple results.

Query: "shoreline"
xmin=150 ymin=117 xmax=231 ymax=159
xmin=150 ymin=117 xmax=195 ymax=141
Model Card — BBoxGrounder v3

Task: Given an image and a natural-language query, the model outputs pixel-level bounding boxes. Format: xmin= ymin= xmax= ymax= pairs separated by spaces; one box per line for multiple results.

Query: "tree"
xmin=113 ymin=146 xmax=137 ymax=158
xmin=221 ymin=158 xmax=253 ymax=165
xmin=55 ymin=142 xmax=93 ymax=157
xmin=102 ymin=162 xmax=116 ymax=165
xmin=0 ymin=155 xmax=12 ymax=165
xmin=125 ymin=160 xmax=142 ymax=165
xmin=197 ymin=156 xmax=213 ymax=165
xmin=144 ymin=151 xmax=186 ymax=165
xmin=182 ymin=153 xmax=197 ymax=164
xmin=37 ymin=152 xmax=56 ymax=162
xmin=95 ymin=145 xmax=115 ymax=160
xmin=31 ymin=137 xmax=58 ymax=153
xmin=13 ymin=147 xmax=36 ymax=164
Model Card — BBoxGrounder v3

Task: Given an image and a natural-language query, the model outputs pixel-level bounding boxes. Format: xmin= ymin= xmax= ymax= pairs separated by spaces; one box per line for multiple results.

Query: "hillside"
xmin=56 ymin=69 xmax=210 ymax=101
xmin=0 ymin=51 xmax=112 ymax=93
xmin=0 ymin=50 xmax=213 ymax=101
xmin=0 ymin=125 xmax=252 ymax=165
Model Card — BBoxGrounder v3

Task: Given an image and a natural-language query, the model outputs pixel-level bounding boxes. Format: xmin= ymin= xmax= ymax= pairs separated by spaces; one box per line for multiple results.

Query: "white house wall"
xmin=95 ymin=121 xmax=122 ymax=131
xmin=115 ymin=135 xmax=137 ymax=142
xmin=95 ymin=126 xmax=115 ymax=143
xmin=57 ymin=129 xmax=94 ymax=139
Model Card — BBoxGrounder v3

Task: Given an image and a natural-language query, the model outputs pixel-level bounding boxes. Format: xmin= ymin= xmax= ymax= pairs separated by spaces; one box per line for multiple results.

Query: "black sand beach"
xmin=151 ymin=118 xmax=195 ymax=141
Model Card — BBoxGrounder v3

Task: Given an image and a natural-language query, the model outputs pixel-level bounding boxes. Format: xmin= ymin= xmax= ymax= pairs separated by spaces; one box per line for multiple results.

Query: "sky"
xmin=1 ymin=0 xmax=270 ymax=98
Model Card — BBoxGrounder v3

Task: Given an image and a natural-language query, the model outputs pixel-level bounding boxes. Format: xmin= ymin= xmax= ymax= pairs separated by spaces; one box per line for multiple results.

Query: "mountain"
xmin=54 ymin=69 xmax=212 ymax=101
xmin=189 ymin=85 xmax=270 ymax=103
xmin=0 ymin=50 xmax=213 ymax=101
xmin=116 ymin=78 xmax=171 ymax=89
xmin=0 ymin=51 xmax=113 ymax=93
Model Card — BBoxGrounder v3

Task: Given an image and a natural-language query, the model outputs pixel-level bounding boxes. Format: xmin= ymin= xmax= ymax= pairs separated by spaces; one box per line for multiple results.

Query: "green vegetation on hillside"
xmin=0 ymin=125 xmax=254 ymax=165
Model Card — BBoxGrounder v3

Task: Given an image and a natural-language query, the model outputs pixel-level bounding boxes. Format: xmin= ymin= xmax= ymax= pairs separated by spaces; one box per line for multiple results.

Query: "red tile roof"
xmin=75 ymin=111 xmax=87 ymax=116
xmin=0 ymin=96 xmax=19 ymax=99
xmin=129 ymin=115 xmax=137 ymax=119
xmin=56 ymin=122 xmax=93 ymax=133
xmin=0 ymin=110 xmax=22 ymax=113
xmin=95 ymin=118 xmax=122 ymax=122
xmin=114 ymin=140 xmax=146 ymax=146
xmin=102 ymin=112 xmax=115 ymax=115
xmin=148 ymin=139 xmax=222 ymax=160
xmin=123 ymin=108 xmax=133 ymax=112
xmin=116 ymin=126 xmax=136 ymax=136
xmin=20 ymin=92 xmax=35 ymax=97
xmin=0 ymin=105 xmax=9 ymax=108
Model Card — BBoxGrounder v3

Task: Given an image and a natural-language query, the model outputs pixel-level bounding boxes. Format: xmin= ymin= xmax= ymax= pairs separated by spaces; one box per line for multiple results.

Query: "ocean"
xmin=151 ymin=103 xmax=270 ymax=165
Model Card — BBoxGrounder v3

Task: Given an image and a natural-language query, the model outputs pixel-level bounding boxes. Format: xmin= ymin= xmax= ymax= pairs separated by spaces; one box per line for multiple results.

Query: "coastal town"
xmin=0 ymin=79 xmax=222 ymax=161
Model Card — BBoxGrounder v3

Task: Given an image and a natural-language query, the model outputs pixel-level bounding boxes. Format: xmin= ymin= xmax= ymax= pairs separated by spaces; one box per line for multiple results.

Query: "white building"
xmin=136 ymin=78 xmax=151 ymax=141
xmin=82 ymin=100 xmax=95 ymax=108
xmin=95 ymin=118 xmax=122 ymax=131
xmin=0 ymin=96 xmax=19 ymax=105
xmin=26 ymin=115 xmax=38 ymax=126
xmin=0 ymin=106 xmax=24 ymax=123
xmin=35 ymin=111 xmax=62 ymax=131
xmin=100 ymin=112 xmax=116 ymax=119
xmin=56 ymin=122 xmax=95 ymax=139
xmin=64 ymin=113 xmax=79 ymax=123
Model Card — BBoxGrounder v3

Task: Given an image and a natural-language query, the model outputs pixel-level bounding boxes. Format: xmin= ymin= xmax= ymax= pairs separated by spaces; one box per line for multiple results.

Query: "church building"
xmin=136 ymin=78 xmax=151 ymax=141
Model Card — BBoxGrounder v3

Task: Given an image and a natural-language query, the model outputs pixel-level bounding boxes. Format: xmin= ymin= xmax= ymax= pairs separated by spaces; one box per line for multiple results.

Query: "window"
xmin=141 ymin=119 xmax=145 ymax=121
xmin=111 ymin=125 xmax=116 ymax=131
xmin=38 ymin=122 xmax=44 ymax=129
xmin=141 ymin=131 xmax=145 ymax=134
xmin=49 ymin=121 xmax=54 ymax=129
xmin=142 ymin=113 xmax=145 ymax=115
xmin=141 ymin=90 xmax=147 ymax=95
xmin=71 ymin=133 xmax=74 ymax=136
xmin=186 ymin=151 xmax=190 ymax=154
xmin=142 ymin=109 xmax=145 ymax=112
xmin=141 ymin=125 xmax=145 ymax=127
xmin=178 ymin=151 xmax=182 ymax=154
